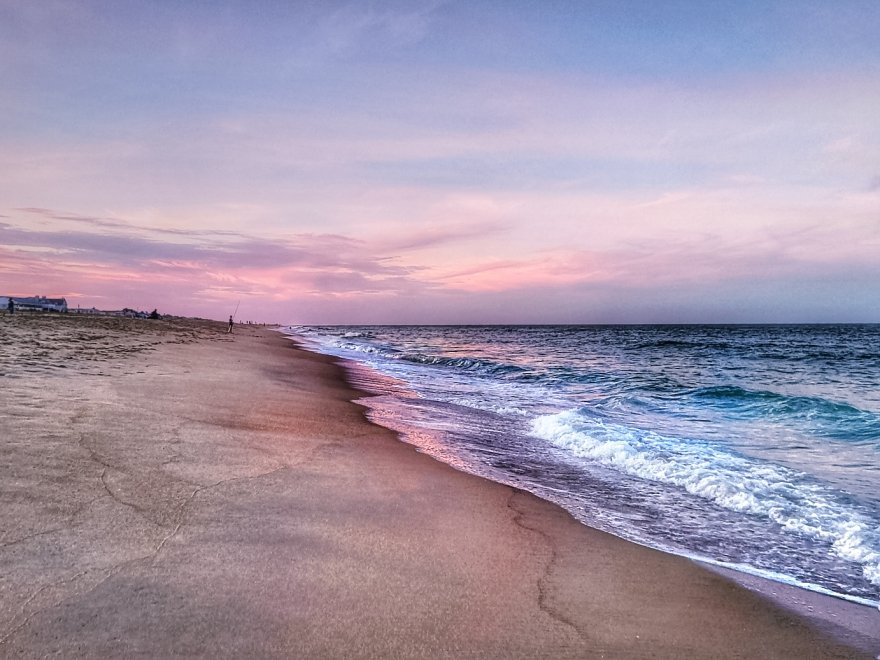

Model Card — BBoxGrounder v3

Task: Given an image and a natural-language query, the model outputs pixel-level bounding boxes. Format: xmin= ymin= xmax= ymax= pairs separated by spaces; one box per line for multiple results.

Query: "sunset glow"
xmin=2 ymin=1 xmax=878 ymax=323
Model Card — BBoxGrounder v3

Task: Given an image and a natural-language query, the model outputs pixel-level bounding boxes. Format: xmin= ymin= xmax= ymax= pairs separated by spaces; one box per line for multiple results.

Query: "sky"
xmin=1 ymin=0 xmax=879 ymax=324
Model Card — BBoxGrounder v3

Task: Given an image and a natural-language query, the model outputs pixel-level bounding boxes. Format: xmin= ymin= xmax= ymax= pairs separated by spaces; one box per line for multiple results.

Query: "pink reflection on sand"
xmin=364 ymin=401 xmax=475 ymax=475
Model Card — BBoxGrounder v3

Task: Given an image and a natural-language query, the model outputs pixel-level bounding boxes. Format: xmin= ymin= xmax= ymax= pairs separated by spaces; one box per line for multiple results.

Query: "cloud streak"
xmin=2 ymin=2 xmax=879 ymax=322
xmin=0 ymin=208 xmax=433 ymax=316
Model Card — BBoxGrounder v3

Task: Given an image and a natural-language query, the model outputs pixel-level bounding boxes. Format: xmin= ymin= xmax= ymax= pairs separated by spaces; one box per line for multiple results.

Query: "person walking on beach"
xmin=227 ymin=315 xmax=234 ymax=334
xmin=7 ymin=298 xmax=14 ymax=315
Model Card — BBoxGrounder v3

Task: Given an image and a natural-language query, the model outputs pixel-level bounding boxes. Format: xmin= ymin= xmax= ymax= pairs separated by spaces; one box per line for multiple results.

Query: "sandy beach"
xmin=0 ymin=314 xmax=876 ymax=658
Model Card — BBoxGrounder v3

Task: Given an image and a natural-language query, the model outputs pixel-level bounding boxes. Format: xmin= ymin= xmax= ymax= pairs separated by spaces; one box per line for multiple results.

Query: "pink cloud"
xmin=3 ymin=184 xmax=878 ymax=322
xmin=375 ymin=219 xmax=508 ymax=252
xmin=0 ymin=208 xmax=432 ymax=316
xmin=433 ymin=251 xmax=614 ymax=292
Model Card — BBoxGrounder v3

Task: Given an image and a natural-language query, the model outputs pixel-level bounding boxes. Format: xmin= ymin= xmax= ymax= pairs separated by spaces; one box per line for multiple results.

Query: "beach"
xmin=0 ymin=314 xmax=875 ymax=658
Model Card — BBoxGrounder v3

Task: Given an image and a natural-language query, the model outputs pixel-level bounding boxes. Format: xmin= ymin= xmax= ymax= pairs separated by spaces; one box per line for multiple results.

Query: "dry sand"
xmin=0 ymin=313 xmax=876 ymax=658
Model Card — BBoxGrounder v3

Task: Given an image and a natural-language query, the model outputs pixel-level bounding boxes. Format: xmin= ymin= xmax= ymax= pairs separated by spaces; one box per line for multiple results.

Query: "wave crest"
xmin=530 ymin=410 xmax=880 ymax=590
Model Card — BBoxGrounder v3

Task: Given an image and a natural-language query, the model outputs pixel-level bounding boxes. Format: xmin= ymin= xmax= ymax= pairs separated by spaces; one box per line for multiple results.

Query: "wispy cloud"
xmin=2 ymin=2 xmax=879 ymax=322
xmin=16 ymin=207 xmax=243 ymax=238
xmin=376 ymin=219 xmax=508 ymax=252
xmin=303 ymin=1 xmax=441 ymax=62
xmin=0 ymin=208 xmax=430 ymax=314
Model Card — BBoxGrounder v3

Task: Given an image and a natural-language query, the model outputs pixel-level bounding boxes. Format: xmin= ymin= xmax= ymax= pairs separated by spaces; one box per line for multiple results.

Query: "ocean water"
xmin=286 ymin=325 xmax=880 ymax=607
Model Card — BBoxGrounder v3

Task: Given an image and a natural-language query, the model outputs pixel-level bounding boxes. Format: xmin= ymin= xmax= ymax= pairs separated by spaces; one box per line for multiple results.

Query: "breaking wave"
xmin=530 ymin=409 xmax=880 ymax=592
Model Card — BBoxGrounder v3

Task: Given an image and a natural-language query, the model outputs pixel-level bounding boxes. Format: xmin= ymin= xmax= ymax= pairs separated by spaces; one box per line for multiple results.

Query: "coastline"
xmin=320 ymin=337 xmax=880 ymax=656
xmin=0 ymin=315 xmax=875 ymax=657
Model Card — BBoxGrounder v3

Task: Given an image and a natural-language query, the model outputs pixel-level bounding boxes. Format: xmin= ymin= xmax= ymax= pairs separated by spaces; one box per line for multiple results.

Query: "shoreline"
xmin=0 ymin=315 xmax=875 ymax=657
xmin=703 ymin=564 xmax=879 ymax=655
xmin=292 ymin=329 xmax=880 ymax=656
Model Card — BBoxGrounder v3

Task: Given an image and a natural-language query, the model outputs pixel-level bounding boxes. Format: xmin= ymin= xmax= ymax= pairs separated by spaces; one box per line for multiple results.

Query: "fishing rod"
xmin=231 ymin=299 xmax=241 ymax=321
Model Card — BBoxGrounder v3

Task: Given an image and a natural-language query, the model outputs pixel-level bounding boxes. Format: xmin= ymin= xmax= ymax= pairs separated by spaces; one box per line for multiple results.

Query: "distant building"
xmin=4 ymin=297 xmax=155 ymax=317
xmin=3 ymin=296 xmax=68 ymax=312
xmin=103 ymin=308 xmax=149 ymax=318
xmin=68 ymin=306 xmax=152 ymax=318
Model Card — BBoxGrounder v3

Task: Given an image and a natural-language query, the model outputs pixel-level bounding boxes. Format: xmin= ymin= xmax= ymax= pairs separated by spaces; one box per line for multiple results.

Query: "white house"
xmin=5 ymin=296 xmax=68 ymax=312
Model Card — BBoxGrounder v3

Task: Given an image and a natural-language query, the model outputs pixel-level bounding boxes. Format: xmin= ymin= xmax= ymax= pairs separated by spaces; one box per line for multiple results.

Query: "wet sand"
xmin=0 ymin=314 xmax=875 ymax=658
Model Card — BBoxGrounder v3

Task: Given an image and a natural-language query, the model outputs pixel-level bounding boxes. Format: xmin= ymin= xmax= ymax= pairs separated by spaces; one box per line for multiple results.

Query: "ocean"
xmin=285 ymin=325 xmax=880 ymax=608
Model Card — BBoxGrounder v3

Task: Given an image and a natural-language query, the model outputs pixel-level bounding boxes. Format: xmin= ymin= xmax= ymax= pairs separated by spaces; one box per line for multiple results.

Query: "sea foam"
xmin=530 ymin=410 xmax=880 ymax=589
xmin=290 ymin=323 xmax=880 ymax=604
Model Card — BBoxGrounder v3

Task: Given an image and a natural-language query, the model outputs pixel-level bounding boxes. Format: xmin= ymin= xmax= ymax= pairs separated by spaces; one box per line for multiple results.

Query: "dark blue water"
xmin=287 ymin=325 xmax=880 ymax=606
